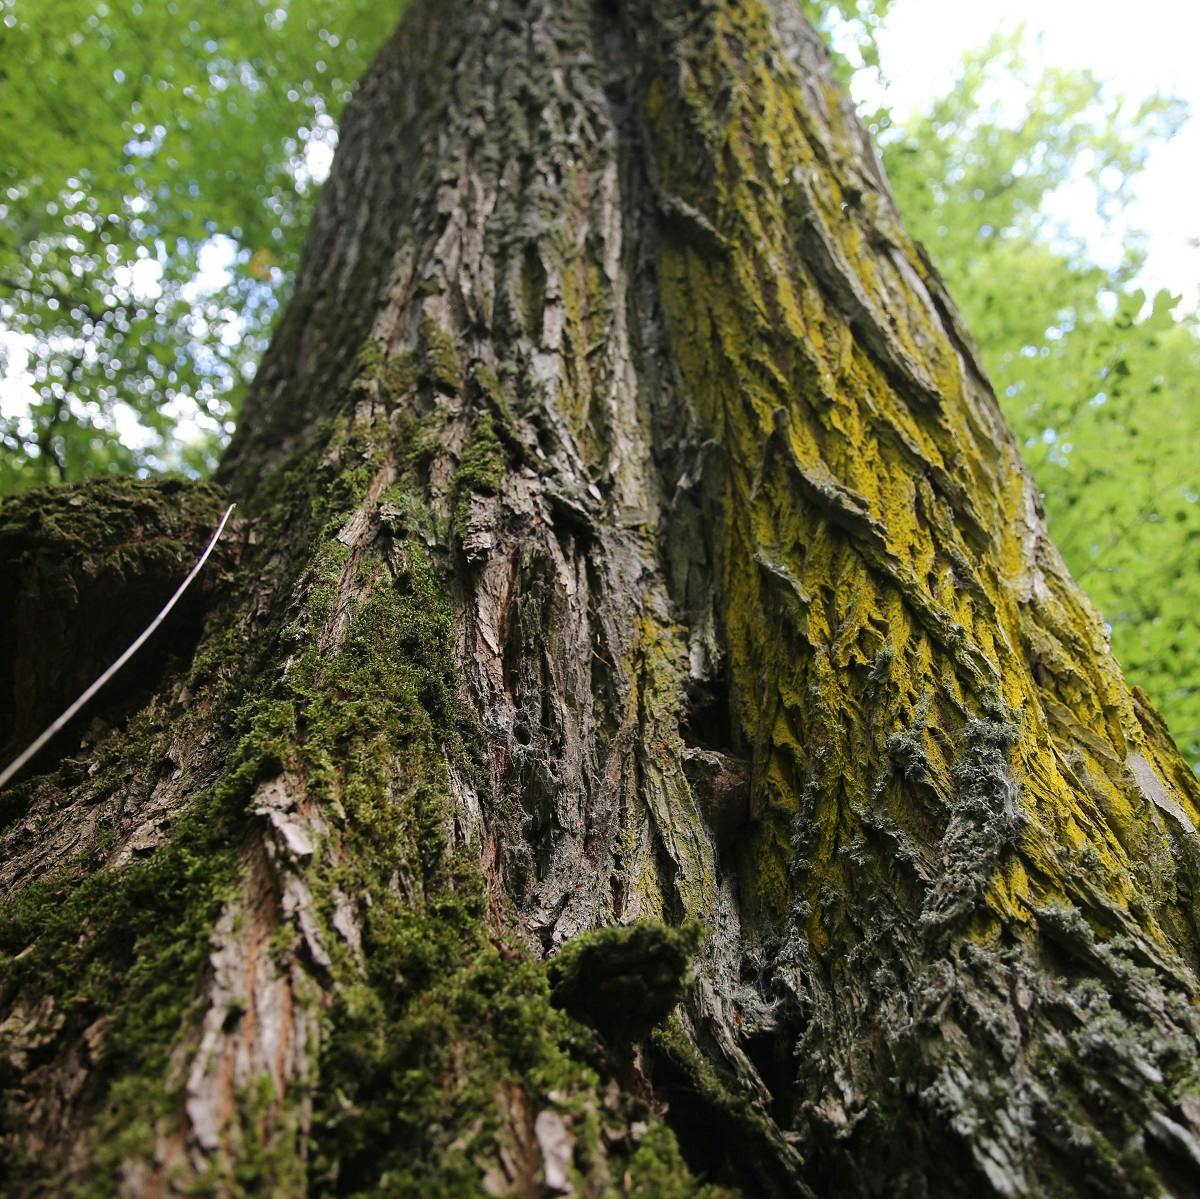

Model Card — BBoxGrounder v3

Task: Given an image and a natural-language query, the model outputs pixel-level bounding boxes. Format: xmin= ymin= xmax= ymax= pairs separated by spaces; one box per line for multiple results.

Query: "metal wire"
xmin=0 ymin=503 xmax=236 ymax=791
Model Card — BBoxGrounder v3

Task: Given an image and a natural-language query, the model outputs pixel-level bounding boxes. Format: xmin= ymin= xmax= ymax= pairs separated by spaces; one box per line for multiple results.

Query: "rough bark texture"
xmin=3 ymin=1 xmax=1200 ymax=1196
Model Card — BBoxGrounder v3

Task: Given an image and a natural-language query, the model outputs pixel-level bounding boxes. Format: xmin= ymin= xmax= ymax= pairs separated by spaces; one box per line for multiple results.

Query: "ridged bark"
xmin=3 ymin=1 xmax=1200 ymax=1196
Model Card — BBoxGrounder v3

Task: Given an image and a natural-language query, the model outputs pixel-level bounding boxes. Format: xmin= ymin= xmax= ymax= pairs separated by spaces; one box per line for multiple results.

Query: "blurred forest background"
xmin=1 ymin=0 xmax=1196 ymax=768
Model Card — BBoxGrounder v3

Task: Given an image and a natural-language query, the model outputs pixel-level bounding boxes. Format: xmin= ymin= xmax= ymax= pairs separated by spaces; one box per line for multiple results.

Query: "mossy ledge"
xmin=0 ymin=476 xmax=233 ymax=781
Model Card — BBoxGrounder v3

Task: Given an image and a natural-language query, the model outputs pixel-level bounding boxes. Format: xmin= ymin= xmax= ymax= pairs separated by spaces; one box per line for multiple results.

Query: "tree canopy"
xmin=0 ymin=0 xmax=392 ymax=484
xmin=1 ymin=0 xmax=1196 ymax=766
xmin=876 ymin=34 xmax=1200 ymax=769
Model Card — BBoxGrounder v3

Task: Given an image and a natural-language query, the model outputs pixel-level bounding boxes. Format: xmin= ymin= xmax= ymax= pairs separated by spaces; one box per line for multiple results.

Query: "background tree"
xmin=2 ymin=2 xmax=1200 ymax=1197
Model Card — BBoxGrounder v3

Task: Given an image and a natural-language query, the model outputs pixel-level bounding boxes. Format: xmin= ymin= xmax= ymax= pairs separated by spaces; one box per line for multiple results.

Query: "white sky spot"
xmin=114 ymin=256 xmax=163 ymax=300
xmin=861 ymin=0 xmax=1200 ymax=309
xmin=189 ymin=235 xmax=238 ymax=297
xmin=0 ymin=330 xmax=36 ymax=429
xmin=111 ymin=399 xmax=158 ymax=450
xmin=303 ymin=138 xmax=335 ymax=186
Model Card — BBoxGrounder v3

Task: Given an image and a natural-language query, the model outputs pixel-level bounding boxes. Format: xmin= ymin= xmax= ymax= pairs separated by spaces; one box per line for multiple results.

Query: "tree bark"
xmin=4 ymin=1 xmax=1200 ymax=1196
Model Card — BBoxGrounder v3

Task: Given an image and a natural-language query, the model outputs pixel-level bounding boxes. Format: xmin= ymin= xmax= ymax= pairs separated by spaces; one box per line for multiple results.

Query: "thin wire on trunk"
xmin=0 ymin=503 xmax=236 ymax=791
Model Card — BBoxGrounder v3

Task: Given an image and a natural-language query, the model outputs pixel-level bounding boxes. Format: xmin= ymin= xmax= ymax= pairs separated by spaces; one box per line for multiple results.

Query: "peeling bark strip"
xmin=3 ymin=1 xmax=1200 ymax=1197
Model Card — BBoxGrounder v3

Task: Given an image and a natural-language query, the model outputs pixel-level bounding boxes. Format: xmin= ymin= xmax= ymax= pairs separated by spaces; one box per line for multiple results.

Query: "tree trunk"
xmin=3 ymin=1 xmax=1200 ymax=1196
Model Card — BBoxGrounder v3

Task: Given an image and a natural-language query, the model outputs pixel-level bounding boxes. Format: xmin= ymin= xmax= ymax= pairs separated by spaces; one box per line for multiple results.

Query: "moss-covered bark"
xmin=3 ymin=1 xmax=1199 ymax=1196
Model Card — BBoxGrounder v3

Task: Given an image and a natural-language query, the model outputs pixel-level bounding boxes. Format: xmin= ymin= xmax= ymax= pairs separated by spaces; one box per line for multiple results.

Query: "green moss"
xmin=0 ymin=474 xmax=226 ymax=566
xmin=469 ymin=362 xmax=526 ymax=458
xmin=383 ymin=351 xmax=419 ymax=400
xmin=468 ymin=362 xmax=504 ymax=408
xmin=419 ymin=314 xmax=464 ymax=394
xmin=652 ymin=1014 xmax=783 ymax=1159
xmin=624 ymin=1126 xmax=737 ymax=1199
xmin=548 ymin=921 xmax=702 ymax=1041
xmin=0 ymin=476 xmax=256 ymax=1192
xmin=353 ymin=338 xmax=387 ymax=381
xmin=313 ymin=902 xmax=722 ymax=1196
xmin=353 ymin=339 xmax=419 ymax=407
xmin=0 ymin=439 xmax=387 ymax=1191
xmin=0 ymin=324 xmax=724 ymax=1198
xmin=219 ymin=439 xmax=716 ymax=1193
xmin=453 ymin=411 xmax=506 ymax=537
xmin=0 ymin=788 xmax=241 ymax=1071
xmin=284 ymin=529 xmax=714 ymax=1195
xmin=0 ymin=709 xmax=272 ymax=1197
xmin=270 ymin=532 xmax=543 ymax=1192
xmin=315 ymin=890 xmax=581 ymax=1194
xmin=448 ymin=363 xmax=534 ymax=539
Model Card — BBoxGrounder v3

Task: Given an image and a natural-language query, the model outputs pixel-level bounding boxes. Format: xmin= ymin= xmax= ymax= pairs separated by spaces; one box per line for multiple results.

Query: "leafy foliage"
xmin=0 ymin=0 xmax=397 ymax=489
xmin=881 ymin=34 xmax=1200 ymax=766
xmin=801 ymin=0 xmax=893 ymax=75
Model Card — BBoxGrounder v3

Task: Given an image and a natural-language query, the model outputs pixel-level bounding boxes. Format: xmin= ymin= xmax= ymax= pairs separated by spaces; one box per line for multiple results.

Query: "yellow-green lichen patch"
xmin=637 ymin=0 xmax=1197 ymax=952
